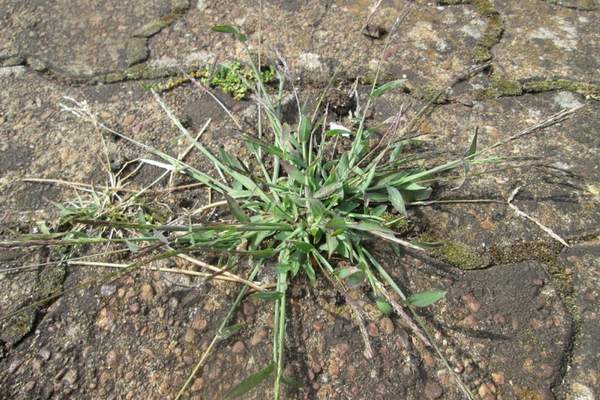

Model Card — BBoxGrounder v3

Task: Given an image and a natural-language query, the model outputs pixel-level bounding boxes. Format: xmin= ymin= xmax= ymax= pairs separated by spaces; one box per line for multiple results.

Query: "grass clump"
xmin=0 ymin=21 xmax=583 ymax=400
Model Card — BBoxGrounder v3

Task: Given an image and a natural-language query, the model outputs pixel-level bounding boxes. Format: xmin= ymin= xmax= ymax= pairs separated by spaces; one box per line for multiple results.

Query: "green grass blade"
xmin=408 ymin=290 xmax=446 ymax=308
xmin=387 ymin=187 xmax=407 ymax=216
xmin=225 ymin=194 xmax=251 ymax=223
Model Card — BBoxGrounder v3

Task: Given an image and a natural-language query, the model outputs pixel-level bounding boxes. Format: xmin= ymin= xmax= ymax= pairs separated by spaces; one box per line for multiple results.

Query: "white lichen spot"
xmin=554 ymin=91 xmax=583 ymax=109
xmin=148 ymin=57 xmax=179 ymax=69
xmin=529 ymin=18 xmax=578 ymax=50
xmin=569 ymin=382 xmax=594 ymax=400
xmin=408 ymin=21 xmax=449 ymax=53
xmin=368 ymin=58 xmax=379 ymax=71
xmin=298 ymin=53 xmax=323 ymax=71
xmin=0 ymin=66 xmax=26 ymax=78
xmin=435 ymin=39 xmax=450 ymax=53
xmin=461 ymin=19 xmax=486 ymax=40
xmin=185 ymin=50 xmax=216 ymax=66
xmin=408 ymin=21 xmax=434 ymax=51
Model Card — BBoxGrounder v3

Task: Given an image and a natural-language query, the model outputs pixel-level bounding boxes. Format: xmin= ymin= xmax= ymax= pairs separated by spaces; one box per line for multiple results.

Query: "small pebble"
xmin=106 ymin=350 xmax=118 ymax=368
xmin=100 ymin=284 xmax=117 ymax=297
xmin=232 ymin=341 xmax=245 ymax=354
xmin=63 ymin=369 xmax=78 ymax=386
xmin=310 ymin=360 xmax=322 ymax=374
xmin=367 ymin=322 xmax=379 ymax=337
xmin=491 ymin=371 xmax=505 ymax=385
xmin=39 ymin=349 xmax=51 ymax=361
xmin=462 ymin=293 xmax=481 ymax=313
xmin=140 ymin=283 xmax=155 ymax=302
xmin=184 ymin=328 xmax=197 ymax=344
xmin=380 ymin=317 xmax=394 ymax=334
xmin=250 ymin=328 xmax=268 ymax=346
xmin=192 ymin=315 xmax=208 ymax=331
xmin=168 ymin=297 xmax=179 ymax=310
xmin=424 ymin=381 xmax=443 ymax=399
xmin=191 ymin=377 xmax=205 ymax=391
xmin=96 ymin=308 xmax=114 ymax=330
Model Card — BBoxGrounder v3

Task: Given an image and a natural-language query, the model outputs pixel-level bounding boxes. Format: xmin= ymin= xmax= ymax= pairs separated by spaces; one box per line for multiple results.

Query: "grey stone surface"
xmin=559 ymin=243 xmax=600 ymax=400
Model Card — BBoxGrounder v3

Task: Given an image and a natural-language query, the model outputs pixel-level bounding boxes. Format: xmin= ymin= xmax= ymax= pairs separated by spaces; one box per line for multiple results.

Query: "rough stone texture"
xmin=1 ymin=0 xmax=600 ymax=399
xmin=559 ymin=243 xmax=600 ymax=400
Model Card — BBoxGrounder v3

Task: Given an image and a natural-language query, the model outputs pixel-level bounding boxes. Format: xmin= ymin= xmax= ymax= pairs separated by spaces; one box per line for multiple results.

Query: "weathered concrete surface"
xmin=0 ymin=0 xmax=188 ymax=77
xmin=1 ymin=0 xmax=600 ymax=399
xmin=559 ymin=243 xmax=600 ymax=400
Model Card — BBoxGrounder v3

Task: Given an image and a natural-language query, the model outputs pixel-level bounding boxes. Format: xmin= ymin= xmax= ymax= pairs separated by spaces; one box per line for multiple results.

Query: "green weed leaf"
xmin=407 ymin=290 xmax=446 ymax=308
xmin=253 ymin=291 xmax=284 ymax=301
xmin=299 ymin=114 xmax=312 ymax=143
xmin=218 ymin=323 xmax=243 ymax=340
xmin=281 ymin=375 xmax=305 ymax=388
xmin=370 ymin=79 xmax=407 ymax=98
xmin=466 ymin=128 xmax=478 ymax=157
xmin=225 ymin=194 xmax=251 ymax=223
xmin=376 ymin=298 xmax=393 ymax=315
xmin=387 ymin=187 xmax=407 ymax=216
xmin=223 ymin=362 xmax=275 ymax=400
xmin=212 ymin=25 xmax=248 ymax=42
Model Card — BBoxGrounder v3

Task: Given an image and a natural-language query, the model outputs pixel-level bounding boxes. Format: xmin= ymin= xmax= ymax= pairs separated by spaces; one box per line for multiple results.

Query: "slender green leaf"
xmin=336 ymin=267 xmax=366 ymax=286
xmin=218 ymin=323 xmax=243 ymax=340
xmin=307 ymin=198 xmax=327 ymax=220
xmin=407 ymin=290 xmax=446 ymax=308
xmin=290 ymin=240 xmax=314 ymax=253
xmin=304 ymin=262 xmax=316 ymax=284
xmin=376 ymin=298 xmax=393 ymax=315
xmin=223 ymin=362 xmax=275 ymax=400
xmin=314 ymin=182 xmax=343 ymax=199
xmin=387 ymin=187 xmax=407 ymax=216
xmin=298 ymin=114 xmax=312 ymax=143
xmin=212 ymin=25 xmax=248 ymax=42
xmin=325 ymin=233 xmax=339 ymax=257
xmin=389 ymin=142 xmax=405 ymax=162
xmin=253 ymin=291 xmax=284 ymax=301
xmin=281 ymin=375 xmax=305 ymax=388
xmin=225 ymin=194 xmax=251 ymax=223
xmin=466 ymin=128 xmax=478 ymax=157
xmin=370 ymin=79 xmax=407 ymax=98
xmin=280 ymin=160 xmax=305 ymax=185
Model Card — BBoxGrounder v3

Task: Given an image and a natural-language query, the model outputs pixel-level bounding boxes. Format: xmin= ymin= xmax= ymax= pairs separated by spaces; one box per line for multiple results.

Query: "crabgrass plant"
xmin=1 ymin=23 xmax=582 ymax=400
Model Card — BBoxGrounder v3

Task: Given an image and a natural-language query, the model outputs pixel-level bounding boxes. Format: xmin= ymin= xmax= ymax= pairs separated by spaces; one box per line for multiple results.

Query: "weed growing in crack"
xmin=0 ymin=21 xmax=583 ymax=400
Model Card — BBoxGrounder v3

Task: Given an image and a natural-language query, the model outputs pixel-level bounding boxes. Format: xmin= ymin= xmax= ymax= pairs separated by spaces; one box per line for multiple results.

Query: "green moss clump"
xmin=0 ymin=55 xmax=25 ymax=67
xmin=544 ymin=0 xmax=597 ymax=11
xmin=413 ymin=85 xmax=449 ymax=104
xmin=381 ymin=212 xmax=412 ymax=234
xmin=475 ymin=72 xmax=523 ymax=99
xmin=435 ymin=240 xmax=482 ymax=270
xmin=125 ymin=38 xmax=149 ymax=67
xmin=134 ymin=0 xmax=190 ymax=38
xmin=437 ymin=0 xmax=468 ymax=5
xmin=488 ymin=241 xmax=561 ymax=266
xmin=522 ymin=79 xmax=600 ymax=101
xmin=471 ymin=1 xmax=504 ymax=63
